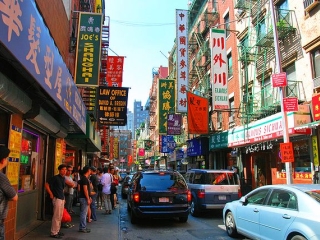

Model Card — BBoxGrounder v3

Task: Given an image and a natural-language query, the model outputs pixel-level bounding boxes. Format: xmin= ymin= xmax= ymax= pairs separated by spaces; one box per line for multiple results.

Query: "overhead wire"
xmin=110 ymin=19 xmax=175 ymax=27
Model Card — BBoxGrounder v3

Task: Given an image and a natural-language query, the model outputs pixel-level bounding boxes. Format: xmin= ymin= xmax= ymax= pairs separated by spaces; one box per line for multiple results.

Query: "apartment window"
xmin=312 ymin=48 xmax=320 ymax=79
xmin=277 ymin=0 xmax=289 ymax=17
xmin=224 ymin=13 xmax=230 ymax=38
xmin=229 ymin=97 xmax=234 ymax=117
xmin=227 ymin=53 xmax=233 ymax=78
xmin=257 ymin=19 xmax=267 ymax=40
xmin=284 ymin=63 xmax=297 ymax=97
xmin=261 ymin=77 xmax=272 ymax=107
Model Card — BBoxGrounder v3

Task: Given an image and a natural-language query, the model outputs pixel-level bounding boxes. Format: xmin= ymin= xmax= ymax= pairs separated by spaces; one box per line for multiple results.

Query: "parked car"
xmin=121 ymin=174 xmax=134 ymax=199
xmin=223 ymin=184 xmax=320 ymax=240
xmin=184 ymin=169 xmax=241 ymax=216
xmin=127 ymin=170 xmax=191 ymax=224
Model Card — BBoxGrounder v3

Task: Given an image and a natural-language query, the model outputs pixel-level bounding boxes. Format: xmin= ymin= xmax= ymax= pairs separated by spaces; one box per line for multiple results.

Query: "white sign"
xmin=210 ymin=28 xmax=228 ymax=110
xmin=176 ymin=9 xmax=188 ymax=113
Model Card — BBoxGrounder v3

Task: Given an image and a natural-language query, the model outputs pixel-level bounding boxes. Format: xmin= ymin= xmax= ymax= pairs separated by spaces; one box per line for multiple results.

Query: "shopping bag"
xmin=61 ymin=208 xmax=71 ymax=223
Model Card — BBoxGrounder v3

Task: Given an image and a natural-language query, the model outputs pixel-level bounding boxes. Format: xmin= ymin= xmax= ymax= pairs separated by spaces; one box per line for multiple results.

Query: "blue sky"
xmin=104 ymin=0 xmax=189 ymax=111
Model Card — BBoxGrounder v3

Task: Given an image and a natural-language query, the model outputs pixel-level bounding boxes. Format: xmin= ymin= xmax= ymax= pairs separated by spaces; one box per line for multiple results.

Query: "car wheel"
xmin=290 ymin=235 xmax=307 ymax=240
xmin=190 ymin=199 xmax=199 ymax=217
xmin=130 ymin=208 xmax=138 ymax=224
xmin=179 ymin=216 xmax=188 ymax=223
xmin=225 ymin=211 xmax=238 ymax=237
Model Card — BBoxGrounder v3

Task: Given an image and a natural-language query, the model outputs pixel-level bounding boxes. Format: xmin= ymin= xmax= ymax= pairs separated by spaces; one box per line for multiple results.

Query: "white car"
xmin=223 ymin=184 xmax=320 ymax=240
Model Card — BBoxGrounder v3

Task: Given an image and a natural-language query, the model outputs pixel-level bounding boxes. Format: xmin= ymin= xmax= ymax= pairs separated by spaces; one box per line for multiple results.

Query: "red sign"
xmin=312 ymin=94 xmax=320 ymax=121
xmin=280 ymin=142 xmax=294 ymax=163
xmin=272 ymin=72 xmax=287 ymax=87
xmin=283 ymin=97 xmax=298 ymax=112
xmin=106 ymin=56 xmax=124 ymax=87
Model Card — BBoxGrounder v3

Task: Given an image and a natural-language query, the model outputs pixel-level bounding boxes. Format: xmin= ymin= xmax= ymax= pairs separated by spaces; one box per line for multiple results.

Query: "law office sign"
xmin=75 ymin=12 xmax=103 ymax=86
xmin=98 ymin=87 xmax=129 ymax=126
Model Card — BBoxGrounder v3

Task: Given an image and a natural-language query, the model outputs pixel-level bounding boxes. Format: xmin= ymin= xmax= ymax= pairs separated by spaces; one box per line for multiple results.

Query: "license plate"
xmin=159 ymin=197 xmax=169 ymax=203
xmin=219 ymin=195 xmax=226 ymax=200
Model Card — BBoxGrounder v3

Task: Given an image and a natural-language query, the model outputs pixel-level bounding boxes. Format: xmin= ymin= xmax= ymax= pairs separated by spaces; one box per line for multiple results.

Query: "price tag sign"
xmin=272 ymin=72 xmax=287 ymax=87
xmin=283 ymin=97 xmax=298 ymax=112
xmin=280 ymin=142 xmax=294 ymax=163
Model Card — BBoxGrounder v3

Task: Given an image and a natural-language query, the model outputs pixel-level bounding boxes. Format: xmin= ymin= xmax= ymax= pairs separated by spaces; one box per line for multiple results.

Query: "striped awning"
xmin=294 ymin=120 xmax=320 ymax=130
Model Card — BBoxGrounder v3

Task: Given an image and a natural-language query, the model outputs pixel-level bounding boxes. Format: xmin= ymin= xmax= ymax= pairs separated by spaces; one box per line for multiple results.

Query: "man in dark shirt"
xmin=0 ymin=146 xmax=18 ymax=240
xmin=78 ymin=166 xmax=92 ymax=233
xmin=45 ymin=164 xmax=71 ymax=239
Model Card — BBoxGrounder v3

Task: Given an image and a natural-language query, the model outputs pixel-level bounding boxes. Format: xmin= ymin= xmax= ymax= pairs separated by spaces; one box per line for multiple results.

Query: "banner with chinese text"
xmin=187 ymin=91 xmax=209 ymax=134
xmin=312 ymin=94 xmax=320 ymax=121
xmin=106 ymin=56 xmax=124 ymax=87
xmin=158 ymin=79 xmax=175 ymax=134
xmin=176 ymin=9 xmax=188 ymax=113
xmin=210 ymin=28 xmax=228 ymax=110
xmin=167 ymin=113 xmax=182 ymax=135
xmin=75 ymin=12 xmax=103 ymax=86
xmin=98 ymin=87 xmax=129 ymax=126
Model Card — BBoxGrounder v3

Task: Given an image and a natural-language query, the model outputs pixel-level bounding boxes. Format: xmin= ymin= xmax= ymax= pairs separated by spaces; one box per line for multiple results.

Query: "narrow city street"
xmin=118 ymin=187 xmax=249 ymax=240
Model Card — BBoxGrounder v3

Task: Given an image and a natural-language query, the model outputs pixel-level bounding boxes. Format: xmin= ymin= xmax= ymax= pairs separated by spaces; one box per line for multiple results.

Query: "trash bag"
xmin=61 ymin=208 xmax=71 ymax=223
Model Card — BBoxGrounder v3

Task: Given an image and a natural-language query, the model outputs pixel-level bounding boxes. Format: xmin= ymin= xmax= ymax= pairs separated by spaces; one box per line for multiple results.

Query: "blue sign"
xmin=176 ymin=149 xmax=184 ymax=160
xmin=161 ymin=135 xmax=176 ymax=153
xmin=0 ymin=1 xmax=86 ymax=133
xmin=187 ymin=138 xmax=201 ymax=156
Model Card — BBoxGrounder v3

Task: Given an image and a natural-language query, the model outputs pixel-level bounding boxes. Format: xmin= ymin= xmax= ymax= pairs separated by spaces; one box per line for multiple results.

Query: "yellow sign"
xmin=7 ymin=162 xmax=19 ymax=185
xmin=312 ymin=136 xmax=319 ymax=166
xmin=8 ymin=125 xmax=22 ymax=185
xmin=55 ymin=139 xmax=63 ymax=174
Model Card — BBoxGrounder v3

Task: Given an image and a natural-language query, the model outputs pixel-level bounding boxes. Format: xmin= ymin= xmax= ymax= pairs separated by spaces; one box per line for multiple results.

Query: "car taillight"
xmin=133 ymin=192 xmax=140 ymax=203
xmin=187 ymin=190 xmax=192 ymax=202
xmin=197 ymin=189 xmax=205 ymax=199
xmin=238 ymin=189 xmax=242 ymax=198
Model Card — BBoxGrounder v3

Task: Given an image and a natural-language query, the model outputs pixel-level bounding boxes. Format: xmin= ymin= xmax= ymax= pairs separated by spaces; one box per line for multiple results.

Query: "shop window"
xmin=19 ymin=130 xmax=39 ymax=192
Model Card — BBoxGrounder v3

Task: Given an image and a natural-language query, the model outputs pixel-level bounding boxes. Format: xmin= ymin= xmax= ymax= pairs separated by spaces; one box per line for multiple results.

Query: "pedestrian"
xmin=96 ymin=167 xmax=103 ymax=209
xmin=112 ymin=168 xmax=121 ymax=208
xmin=0 ymin=146 xmax=18 ymax=240
xmin=78 ymin=166 xmax=92 ymax=233
xmin=45 ymin=164 xmax=71 ymax=239
xmin=62 ymin=165 xmax=75 ymax=228
xmin=100 ymin=167 xmax=112 ymax=214
xmin=89 ymin=167 xmax=98 ymax=221
xmin=109 ymin=167 xmax=116 ymax=209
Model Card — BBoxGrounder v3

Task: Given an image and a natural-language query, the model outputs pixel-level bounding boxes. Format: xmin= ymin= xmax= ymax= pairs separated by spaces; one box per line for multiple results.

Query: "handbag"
xmin=61 ymin=208 xmax=71 ymax=223
xmin=110 ymin=183 xmax=117 ymax=194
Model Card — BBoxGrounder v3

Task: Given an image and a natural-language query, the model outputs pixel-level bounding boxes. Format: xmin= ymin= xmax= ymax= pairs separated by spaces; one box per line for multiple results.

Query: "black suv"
xmin=127 ymin=170 xmax=191 ymax=224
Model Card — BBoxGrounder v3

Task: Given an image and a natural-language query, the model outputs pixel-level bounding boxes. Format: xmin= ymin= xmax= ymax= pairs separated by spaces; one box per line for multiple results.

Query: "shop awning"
xmin=294 ymin=120 xmax=320 ymax=130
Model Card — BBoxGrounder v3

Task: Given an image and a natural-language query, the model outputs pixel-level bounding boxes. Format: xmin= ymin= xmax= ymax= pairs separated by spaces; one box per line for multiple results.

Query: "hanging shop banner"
xmin=312 ymin=136 xmax=319 ymax=166
xmin=144 ymin=140 xmax=154 ymax=151
xmin=167 ymin=113 xmax=182 ymax=135
xmin=209 ymin=131 xmax=228 ymax=150
xmin=0 ymin=1 xmax=86 ymax=133
xmin=113 ymin=137 xmax=119 ymax=159
xmin=106 ymin=56 xmax=124 ymax=87
xmin=158 ymin=79 xmax=175 ymax=134
xmin=312 ymin=94 xmax=320 ymax=121
xmin=109 ymin=136 xmax=114 ymax=159
xmin=210 ymin=28 xmax=228 ymax=110
xmin=138 ymin=148 xmax=145 ymax=157
xmin=176 ymin=9 xmax=188 ymax=113
xmin=187 ymin=91 xmax=209 ymax=134
xmin=75 ymin=12 xmax=103 ymax=86
xmin=98 ymin=86 xmax=129 ymax=126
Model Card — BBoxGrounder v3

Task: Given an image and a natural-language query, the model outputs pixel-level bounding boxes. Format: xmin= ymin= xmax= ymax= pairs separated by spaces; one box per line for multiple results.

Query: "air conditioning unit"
xmin=217 ymin=122 xmax=222 ymax=129
xmin=229 ymin=115 xmax=234 ymax=123
xmin=212 ymin=8 xmax=217 ymax=14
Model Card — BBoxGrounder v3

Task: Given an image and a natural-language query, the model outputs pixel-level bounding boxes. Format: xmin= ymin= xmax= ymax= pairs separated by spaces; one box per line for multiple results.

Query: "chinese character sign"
xmin=312 ymin=94 xmax=320 ymax=121
xmin=106 ymin=56 xmax=124 ymax=87
xmin=187 ymin=91 xmax=209 ymax=134
xmin=176 ymin=9 xmax=188 ymax=113
xmin=75 ymin=12 xmax=103 ymax=87
xmin=210 ymin=29 xmax=228 ymax=110
xmin=158 ymin=79 xmax=175 ymax=134
xmin=167 ymin=113 xmax=182 ymax=135
xmin=0 ymin=1 xmax=86 ymax=133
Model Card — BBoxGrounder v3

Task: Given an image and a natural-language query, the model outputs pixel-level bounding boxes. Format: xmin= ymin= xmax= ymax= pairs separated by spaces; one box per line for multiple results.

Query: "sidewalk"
xmin=18 ymin=203 xmax=120 ymax=240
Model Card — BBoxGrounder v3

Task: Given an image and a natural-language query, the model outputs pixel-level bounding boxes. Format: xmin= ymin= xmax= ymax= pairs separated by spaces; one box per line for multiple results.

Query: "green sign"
xmin=75 ymin=13 xmax=102 ymax=86
xmin=209 ymin=131 xmax=228 ymax=149
xmin=158 ymin=79 xmax=175 ymax=134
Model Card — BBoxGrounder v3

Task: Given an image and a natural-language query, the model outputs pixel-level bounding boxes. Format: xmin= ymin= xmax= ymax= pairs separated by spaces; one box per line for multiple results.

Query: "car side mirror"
xmin=239 ymin=196 xmax=248 ymax=205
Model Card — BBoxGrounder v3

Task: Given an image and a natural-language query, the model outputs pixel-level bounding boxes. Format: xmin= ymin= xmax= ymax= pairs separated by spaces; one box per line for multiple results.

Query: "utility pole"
xmin=269 ymin=0 xmax=293 ymax=184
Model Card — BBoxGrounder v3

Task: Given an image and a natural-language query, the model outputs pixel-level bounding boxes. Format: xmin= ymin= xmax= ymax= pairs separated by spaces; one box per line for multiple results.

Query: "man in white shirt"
xmin=100 ymin=167 xmax=112 ymax=214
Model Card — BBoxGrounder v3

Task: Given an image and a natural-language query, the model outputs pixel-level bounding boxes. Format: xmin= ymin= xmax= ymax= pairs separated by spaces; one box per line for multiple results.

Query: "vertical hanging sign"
xmin=176 ymin=9 xmax=188 ymax=113
xmin=158 ymin=79 xmax=175 ymax=134
xmin=75 ymin=12 xmax=103 ymax=87
xmin=210 ymin=29 xmax=228 ymax=110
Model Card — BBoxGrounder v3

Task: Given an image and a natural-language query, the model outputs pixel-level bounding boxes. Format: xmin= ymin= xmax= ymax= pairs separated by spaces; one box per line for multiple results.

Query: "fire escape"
xmin=235 ymin=0 xmax=306 ymax=124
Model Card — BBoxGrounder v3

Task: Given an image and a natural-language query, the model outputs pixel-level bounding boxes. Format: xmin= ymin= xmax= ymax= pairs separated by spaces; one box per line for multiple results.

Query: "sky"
xmin=104 ymin=0 xmax=190 ymax=112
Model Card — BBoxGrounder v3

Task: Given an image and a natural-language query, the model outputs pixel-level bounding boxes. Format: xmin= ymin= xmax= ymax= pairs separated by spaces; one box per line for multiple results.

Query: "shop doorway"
xmin=254 ymin=154 xmax=271 ymax=187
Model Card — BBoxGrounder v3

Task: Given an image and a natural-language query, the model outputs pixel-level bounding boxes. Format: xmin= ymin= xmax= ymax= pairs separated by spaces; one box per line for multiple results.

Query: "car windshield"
xmin=140 ymin=173 xmax=187 ymax=190
xmin=194 ymin=172 xmax=238 ymax=185
xmin=305 ymin=190 xmax=320 ymax=203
